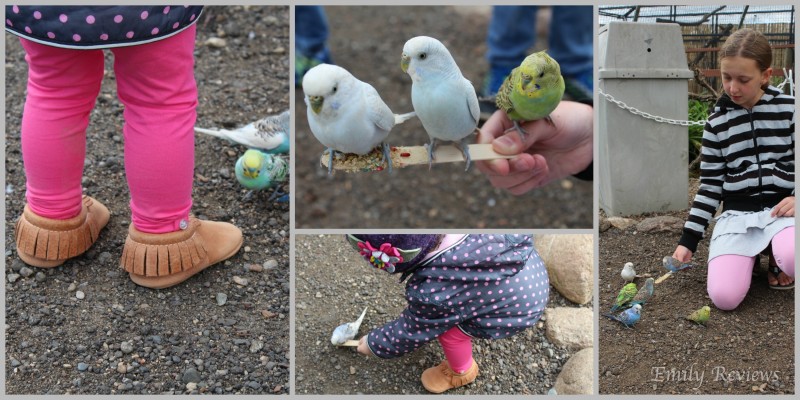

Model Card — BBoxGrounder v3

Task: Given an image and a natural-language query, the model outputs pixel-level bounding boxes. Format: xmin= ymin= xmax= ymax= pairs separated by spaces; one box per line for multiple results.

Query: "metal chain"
xmin=598 ymin=89 xmax=707 ymax=127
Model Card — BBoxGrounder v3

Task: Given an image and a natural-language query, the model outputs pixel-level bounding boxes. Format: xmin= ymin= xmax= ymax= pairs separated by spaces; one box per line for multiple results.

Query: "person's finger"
xmin=476 ymin=158 xmax=511 ymax=176
xmin=478 ymin=110 xmax=515 ymax=142
xmin=492 ymin=127 xmax=526 ymax=155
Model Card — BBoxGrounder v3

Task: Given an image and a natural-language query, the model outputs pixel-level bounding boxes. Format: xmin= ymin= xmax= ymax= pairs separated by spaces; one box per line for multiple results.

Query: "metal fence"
xmin=599 ymin=5 xmax=795 ymax=97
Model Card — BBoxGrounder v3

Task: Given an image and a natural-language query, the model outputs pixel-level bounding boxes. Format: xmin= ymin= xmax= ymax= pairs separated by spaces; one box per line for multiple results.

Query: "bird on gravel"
xmin=621 ymin=262 xmax=636 ymax=282
xmin=629 ymin=277 xmax=654 ymax=307
xmin=603 ymin=304 xmax=641 ymax=328
xmin=234 ymin=149 xmax=288 ymax=202
xmin=331 ymin=307 xmax=368 ymax=345
xmin=685 ymin=306 xmax=710 ymax=326
xmin=610 ymin=282 xmax=638 ymax=312
xmin=195 ymin=110 xmax=290 ymax=155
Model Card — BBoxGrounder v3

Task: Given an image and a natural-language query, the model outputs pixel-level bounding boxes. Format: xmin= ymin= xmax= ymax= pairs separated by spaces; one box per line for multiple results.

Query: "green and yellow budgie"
xmin=495 ymin=50 xmax=565 ymax=140
xmin=609 ymin=282 xmax=638 ymax=312
xmin=685 ymin=306 xmax=711 ymax=326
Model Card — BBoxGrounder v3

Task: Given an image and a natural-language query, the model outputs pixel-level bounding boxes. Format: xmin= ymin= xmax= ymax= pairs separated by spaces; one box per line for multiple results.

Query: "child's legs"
xmin=111 ymin=25 xmax=197 ymax=233
xmin=438 ymin=327 xmax=473 ymax=373
xmin=707 ymin=254 xmax=754 ymax=310
xmin=19 ymin=39 xmax=104 ymax=219
xmin=771 ymin=226 xmax=795 ymax=278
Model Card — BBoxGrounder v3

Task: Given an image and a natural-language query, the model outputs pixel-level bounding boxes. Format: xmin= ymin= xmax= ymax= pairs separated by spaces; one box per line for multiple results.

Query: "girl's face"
xmin=721 ymin=56 xmax=772 ymax=109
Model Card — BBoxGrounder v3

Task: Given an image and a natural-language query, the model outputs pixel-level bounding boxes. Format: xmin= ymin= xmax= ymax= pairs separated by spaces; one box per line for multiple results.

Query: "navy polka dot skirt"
xmin=5 ymin=6 xmax=203 ymax=49
xmin=367 ymin=234 xmax=549 ymax=359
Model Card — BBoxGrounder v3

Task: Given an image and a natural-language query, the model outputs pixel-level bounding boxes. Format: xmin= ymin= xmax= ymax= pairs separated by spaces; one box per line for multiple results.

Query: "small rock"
xmin=544 ymin=308 xmax=593 ymax=350
xmin=120 ymin=341 xmax=134 ymax=354
xmin=68 ymin=282 xmax=77 ymax=291
xmin=263 ymin=259 xmax=279 ymax=269
xmin=117 ymin=362 xmax=127 ymax=374
xmin=261 ymin=310 xmax=277 ymax=319
xmin=19 ymin=266 xmax=34 ymax=278
xmin=315 ymin=292 xmax=323 ymax=298
xmin=606 ymin=217 xmax=637 ymax=230
xmin=76 ymin=291 xmax=86 ymax=300
xmin=249 ymin=340 xmax=264 ymax=353
xmin=246 ymin=264 xmax=263 ymax=272
xmin=34 ymin=272 xmax=46 ymax=282
xmin=204 ymin=37 xmax=226 ymax=48
xmin=10 ymin=259 xmax=24 ymax=272
xmin=216 ymin=293 xmax=228 ymax=306
xmin=233 ymin=276 xmax=248 ymax=286
xmin=350 ymin=366 xmax=356 ymax=375
xmin=636 ymin=216 xmax=684 ymax=233
xmin=186 ymin=382 xmax=197 ymax=391
xmin=182 ymin=368 xmax=201 ymax=383
xmin=8 ymin=274 xmax=20 ymax=283
xmin=77 ymin=363 xmax=89 ymax=372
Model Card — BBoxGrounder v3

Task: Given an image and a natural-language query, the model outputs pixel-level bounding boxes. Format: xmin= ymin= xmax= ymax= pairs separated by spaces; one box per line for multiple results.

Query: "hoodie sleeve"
xmin=366 ymin=291 xmax=462 ymax=359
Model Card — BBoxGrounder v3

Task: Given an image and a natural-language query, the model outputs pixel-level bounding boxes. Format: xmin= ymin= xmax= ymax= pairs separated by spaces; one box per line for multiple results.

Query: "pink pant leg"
xmin=438 ymin=326 xmax=474 ymax=373
xmin=19 ymin=39 xmax=104 ymax=219
xmin=110 ymin=25 xmax=198 ymax=233
xmin=771 ymin=226 xmax=795 ymax=278
xmin=707 ymin=254 xmax=755 ymax=310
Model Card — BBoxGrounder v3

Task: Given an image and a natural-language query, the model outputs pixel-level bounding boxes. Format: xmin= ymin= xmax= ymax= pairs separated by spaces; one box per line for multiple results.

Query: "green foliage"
xmin=687 ymin=99 xmax=711 ymax=174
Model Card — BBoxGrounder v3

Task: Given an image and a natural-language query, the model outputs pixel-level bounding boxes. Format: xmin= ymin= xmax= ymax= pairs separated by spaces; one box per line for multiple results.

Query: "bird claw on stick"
xmin=319 ymin=143 xmax=513 ymax=173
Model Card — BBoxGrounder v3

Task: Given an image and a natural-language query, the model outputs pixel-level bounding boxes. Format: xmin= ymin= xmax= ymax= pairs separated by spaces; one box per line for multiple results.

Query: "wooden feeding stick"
xmin=338 ymin=340 xmax=359 ymax=347
xmin=319 ymin=144 xmax=514 ymax=173
xmin=654 ymin=272 xmax=673 ymax=284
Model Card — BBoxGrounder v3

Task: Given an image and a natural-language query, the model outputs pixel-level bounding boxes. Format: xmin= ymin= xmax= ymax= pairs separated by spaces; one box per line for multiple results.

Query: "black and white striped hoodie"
xmin=679 ymin=86 xmax=795 ymax=252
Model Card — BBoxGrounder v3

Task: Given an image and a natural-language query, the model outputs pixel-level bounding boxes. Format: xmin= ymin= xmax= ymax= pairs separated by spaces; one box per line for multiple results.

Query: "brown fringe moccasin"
xmin=121 ymin=217 xmax=243 ymax=289
xmin=421 ymin=359 xmax=479 ymax=394
xmin=15 ymin=195 xmax=110 ymax=268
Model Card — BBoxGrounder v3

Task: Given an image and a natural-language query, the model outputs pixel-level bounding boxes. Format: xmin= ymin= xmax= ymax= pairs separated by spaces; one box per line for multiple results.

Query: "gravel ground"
xmin=598 ymin=179 xmax=795 ymax=394
xmin=5 ymin=6 xmax=290 ymax=394
xmin=295 ymin=6 xmax=592 ymax=229
xmin=294 ymin=234 xmax=587 ymax=395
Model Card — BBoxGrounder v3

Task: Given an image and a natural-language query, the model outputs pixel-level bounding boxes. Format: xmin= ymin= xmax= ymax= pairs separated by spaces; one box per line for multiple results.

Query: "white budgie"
xmin=303 ymin=64 xmax=415 ymax=174
xmin=401 ymin=36 xmax=479 ymax=171
xmin=195 ymin=110 xmax=290 ymax=154
xmin=331 ymin=307 xmax=368 ymax=345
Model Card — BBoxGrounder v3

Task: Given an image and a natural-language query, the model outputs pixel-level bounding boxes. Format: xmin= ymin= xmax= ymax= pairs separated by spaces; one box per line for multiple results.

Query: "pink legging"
xmin=708 ymin=226 xmax=795 ymax=310
xmin=438 ymin=326 xmax=474 ymax=374
xmin=20 ymin=25 xmax=197 ymax=233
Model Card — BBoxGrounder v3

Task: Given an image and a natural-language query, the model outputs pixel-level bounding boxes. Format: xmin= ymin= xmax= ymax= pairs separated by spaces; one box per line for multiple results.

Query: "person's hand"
xmin=356 ymin=335 xmax=372 ymax=356
xmin=771 ymin=196 xmax=795 ymax=218
xmin=673 ymin=245 xmax=693 ymax=264
xmin=475 ymin=101 xmax=593 ymax=195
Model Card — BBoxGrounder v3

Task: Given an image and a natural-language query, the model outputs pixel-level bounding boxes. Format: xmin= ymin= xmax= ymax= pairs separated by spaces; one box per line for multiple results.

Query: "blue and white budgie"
xmin=331 ymin=307 xmax=368 ymax=346
xmin=401 ymin=36 xmax=479 ymax=171
xmin=603 ymin=303 xmax=641 ymax=328
xmin=195 ymin=110 xmax=290 ymax=155
xmin=235 ymin=149 xmax=289 ymax=202
xmin=303 ymin=63 xmax=416 ymax=174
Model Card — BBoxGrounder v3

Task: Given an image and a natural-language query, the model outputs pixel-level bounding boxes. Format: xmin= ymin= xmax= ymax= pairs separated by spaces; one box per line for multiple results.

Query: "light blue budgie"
xmin=331 ymin=307 xmax=368 ymax=345
xmin=235 ymin=149 xmax=289 ymax=202
xmin=195 ymin=110 xmax=290 ymax=155
xmin=401 ymin=36 xmax=479 ymax=171
xmin=603 ymin=303 xmax=641 ymax=328
xmin=629 ymin=277 xmax=654 ymax=307
xmin=303 ymin=64 xmax=416 ymax=174
xmin=663 ymin=256 xmax=693 ymax=273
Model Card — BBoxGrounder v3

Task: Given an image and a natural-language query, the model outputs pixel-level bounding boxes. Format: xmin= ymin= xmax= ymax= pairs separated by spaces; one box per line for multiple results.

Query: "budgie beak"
xmin=309 ymin=96 xmax=324 ymax=114
xmin=243 ymin=167 xmax=260 ymax=179
xmin=400 ymin=54 xmax=410 ymax=73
